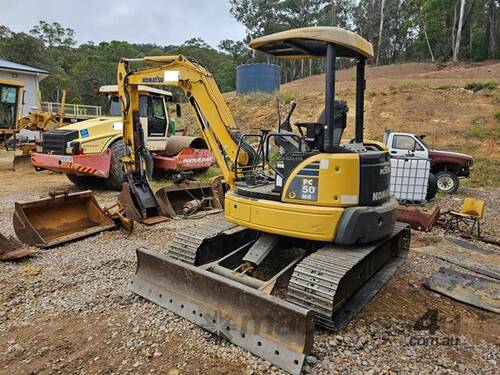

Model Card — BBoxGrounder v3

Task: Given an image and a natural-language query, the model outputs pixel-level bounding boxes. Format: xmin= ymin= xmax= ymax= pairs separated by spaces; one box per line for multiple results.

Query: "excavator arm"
xmin=117 ymin=55 xmax=251 ymax=189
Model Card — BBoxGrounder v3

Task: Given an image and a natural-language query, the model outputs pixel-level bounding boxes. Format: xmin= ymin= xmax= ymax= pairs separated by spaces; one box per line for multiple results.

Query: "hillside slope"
xmin=224 ymin=61 xmax=499 ymax=187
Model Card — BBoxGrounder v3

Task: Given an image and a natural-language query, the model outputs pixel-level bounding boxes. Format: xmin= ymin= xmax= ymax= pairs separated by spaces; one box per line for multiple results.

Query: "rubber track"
xmin=167 ymin=221 xmax=238 ymax=265
xmin=287 ymin=223 xmax=409 ymax=330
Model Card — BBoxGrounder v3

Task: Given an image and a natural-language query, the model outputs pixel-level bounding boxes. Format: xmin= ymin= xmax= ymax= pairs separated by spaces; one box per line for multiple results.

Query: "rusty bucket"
xmin=13 ymin=190 xmax=115 ymax=248
xmin=0 ymin=233 xmax=33 ymax=261
xmin=396 ymin=205 xmax=440 ymax=232
xmin=155 ymin=182 xmax=222 ymax=219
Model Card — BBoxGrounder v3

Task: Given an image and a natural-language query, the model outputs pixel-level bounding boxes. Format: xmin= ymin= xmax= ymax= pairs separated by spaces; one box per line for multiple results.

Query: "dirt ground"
xmin=1 ymin=62 xmax=499 ymax=374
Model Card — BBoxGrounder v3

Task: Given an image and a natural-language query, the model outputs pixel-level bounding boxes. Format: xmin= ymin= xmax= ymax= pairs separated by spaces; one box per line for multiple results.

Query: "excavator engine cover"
xmin=13 ymin=190 xmax=115 ymax=248
xmin=155 ymin=182 xmax=222 ymax=219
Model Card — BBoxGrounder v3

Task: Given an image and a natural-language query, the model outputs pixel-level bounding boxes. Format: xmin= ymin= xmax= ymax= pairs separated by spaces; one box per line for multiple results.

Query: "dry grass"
xmin=222 ymin=61 xmax=500 ymax=187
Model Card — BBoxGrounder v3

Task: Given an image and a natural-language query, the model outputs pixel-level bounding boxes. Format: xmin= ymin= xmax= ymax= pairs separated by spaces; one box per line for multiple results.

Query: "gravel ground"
xmin=0 ymin=171 xmax=499 ymax=374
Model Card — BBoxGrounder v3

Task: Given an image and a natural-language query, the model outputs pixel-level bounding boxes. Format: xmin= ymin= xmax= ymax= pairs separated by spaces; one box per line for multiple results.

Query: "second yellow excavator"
xmin=119 ymin=27 xmax=410 ymax=374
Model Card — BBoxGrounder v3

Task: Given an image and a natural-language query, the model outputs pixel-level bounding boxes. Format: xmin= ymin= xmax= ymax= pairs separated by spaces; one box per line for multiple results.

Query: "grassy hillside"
xmin=222 ymin=61 xmax=499 ymax=187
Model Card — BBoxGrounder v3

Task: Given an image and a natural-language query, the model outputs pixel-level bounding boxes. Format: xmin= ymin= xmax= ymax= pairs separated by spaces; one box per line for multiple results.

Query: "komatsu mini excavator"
xmin=119 ymin=27 xmax=410 ymax=374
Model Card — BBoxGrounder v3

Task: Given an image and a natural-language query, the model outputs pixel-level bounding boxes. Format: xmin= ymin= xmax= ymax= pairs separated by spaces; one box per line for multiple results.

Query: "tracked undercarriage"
xmin=129 ymin=220 xmax=410 ymax=374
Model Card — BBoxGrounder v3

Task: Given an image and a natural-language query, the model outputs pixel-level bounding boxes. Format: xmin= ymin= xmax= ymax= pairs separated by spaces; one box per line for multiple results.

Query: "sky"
xmin=0 ymin=0 xmax=247 ymax=48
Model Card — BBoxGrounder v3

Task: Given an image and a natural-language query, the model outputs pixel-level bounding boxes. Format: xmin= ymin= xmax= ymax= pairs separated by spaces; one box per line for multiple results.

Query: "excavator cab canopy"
xmin=249 ymin=26 xmax=373 ymax=147
xmin=249 ymin=26 xmax=374 ymax=59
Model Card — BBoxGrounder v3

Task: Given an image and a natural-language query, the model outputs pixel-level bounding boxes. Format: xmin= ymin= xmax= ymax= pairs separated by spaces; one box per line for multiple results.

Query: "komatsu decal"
xmin=372 ymin=189 xmax=390 ymax=201
xmin=143 ymin=76 xmax=164 ymax=83
xmin=379 ymin=165 xmax=391 ymax=175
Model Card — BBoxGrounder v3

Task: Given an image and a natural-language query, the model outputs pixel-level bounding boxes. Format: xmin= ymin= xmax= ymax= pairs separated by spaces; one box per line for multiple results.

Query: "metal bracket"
xmin=242 ymin=233 xmax=280 ymax=266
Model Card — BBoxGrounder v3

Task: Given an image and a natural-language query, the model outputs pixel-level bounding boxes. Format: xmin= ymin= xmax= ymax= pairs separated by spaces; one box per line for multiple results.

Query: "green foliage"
xmin=0 ymin=23 xmax=241 ymax=104
xmin=399 ymin=80 xmax=423 ymax=89
xmin=464 ymin=81 xmax=498 ymax=92
xmin=466 ymin=119 xmax=500 ymax=139
xmin=245 ymin=91 xmax=295 ymax=104
xmin=495 ymin=111 xmax=500 ymax=120
xmin=462 ymin=158 xmax=500 ymax=188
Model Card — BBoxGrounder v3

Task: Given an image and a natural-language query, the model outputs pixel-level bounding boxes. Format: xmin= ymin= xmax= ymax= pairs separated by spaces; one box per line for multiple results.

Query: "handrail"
xmin=39 ymin=102 xmax=102 ymax=118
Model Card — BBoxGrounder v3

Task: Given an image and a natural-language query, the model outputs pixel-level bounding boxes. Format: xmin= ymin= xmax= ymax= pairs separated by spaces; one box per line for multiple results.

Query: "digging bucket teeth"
xmin=128 ymin=248 xmax=315 ymax=375
xmin=13 ymin=190 xmax=115 ymax=248
xmin=155 ymin=182 xmax=222 ymax=219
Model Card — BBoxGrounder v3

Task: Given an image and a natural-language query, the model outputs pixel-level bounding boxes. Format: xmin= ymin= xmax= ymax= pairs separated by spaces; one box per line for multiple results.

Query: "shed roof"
xmin=0 ymin=59 xmax=50 ymax=75
xmin=249 ymin=27 xmax=374 ymax=59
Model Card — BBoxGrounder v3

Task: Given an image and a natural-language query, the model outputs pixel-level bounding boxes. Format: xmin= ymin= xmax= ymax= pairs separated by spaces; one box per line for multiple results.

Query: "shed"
xmin=0 ymin=59 xmax=49 ymax=115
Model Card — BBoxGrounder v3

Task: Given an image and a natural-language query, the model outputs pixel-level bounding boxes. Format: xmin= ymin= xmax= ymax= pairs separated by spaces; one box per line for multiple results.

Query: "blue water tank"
xmin=236 ymin=64 xmax=280 ymax=95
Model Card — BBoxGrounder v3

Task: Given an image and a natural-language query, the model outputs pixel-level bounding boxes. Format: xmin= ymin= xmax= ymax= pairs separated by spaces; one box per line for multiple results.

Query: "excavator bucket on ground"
xmin=13 ymin=190 xmax=115 ymax=248
xmin=118 ymin=182 xmax=169 ymax=225
xmin=396 ymin=205 xmax=440 ymax=232
xmin=0 ymin=233 xmax=34 ymax=261
xmin=0 ymin=151 xmax=31 ymax=172
xmin=12 ymin=153 xmax=32 ymax=171
xmin=155 ymin=182 xmax=223 ymax=219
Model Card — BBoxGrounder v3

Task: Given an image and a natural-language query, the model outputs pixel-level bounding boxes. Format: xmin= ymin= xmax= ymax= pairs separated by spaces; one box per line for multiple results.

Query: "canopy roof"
xmin=249 ymin=27 xmax=374 ymax=59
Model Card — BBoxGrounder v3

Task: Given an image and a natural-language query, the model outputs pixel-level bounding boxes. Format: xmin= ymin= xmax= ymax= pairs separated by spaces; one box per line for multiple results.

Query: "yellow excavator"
xmin=120 ymin=27 xmax=410 ymax=374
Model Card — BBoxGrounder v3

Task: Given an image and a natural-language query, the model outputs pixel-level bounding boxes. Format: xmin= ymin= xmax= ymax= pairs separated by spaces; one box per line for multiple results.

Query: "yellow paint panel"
xmin=226 ymin=198 xmax=251 ymax=222
xmin=224 ymin=192 xmax=344 ymax=241
xmin=282 ymin=153 xmax=360 ymax=207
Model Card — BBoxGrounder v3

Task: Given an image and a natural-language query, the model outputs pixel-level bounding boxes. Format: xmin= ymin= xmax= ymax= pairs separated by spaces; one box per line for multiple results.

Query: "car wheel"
xmin=436 ymin=171 xmax=459 ymax=194
xmin=66 ymin=174 xmax=105 ymax=189
xmin=426 ymin=173 xmax=438 ymax=200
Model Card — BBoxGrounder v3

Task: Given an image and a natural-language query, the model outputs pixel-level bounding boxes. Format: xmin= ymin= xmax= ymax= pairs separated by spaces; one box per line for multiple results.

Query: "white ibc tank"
xmin=390 ymin=156 xmax=430 ymax=203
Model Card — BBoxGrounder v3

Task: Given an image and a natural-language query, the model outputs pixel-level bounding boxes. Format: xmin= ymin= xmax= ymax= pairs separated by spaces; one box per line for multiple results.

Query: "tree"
xmin=218 ymin=39 xmax=252 ymax=65
xmin=453 ymin=0 xmax=467 ymax=61
xmin=0 ymin=31 xmax=46 ymax=68
xmin=30 ymin=21 xmax=76 ymax=48
xmin=230 ymin=0 xmax=285 ymax=38
xmin=376 ymin=0 xmax=386 ymax=65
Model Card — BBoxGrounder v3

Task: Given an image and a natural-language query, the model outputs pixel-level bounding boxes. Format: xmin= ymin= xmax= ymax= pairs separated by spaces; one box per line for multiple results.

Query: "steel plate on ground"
xmin=424 ymin=267 xmax=500 ymax=313
xmin=128 ymin=247 xmax=314 ymax=375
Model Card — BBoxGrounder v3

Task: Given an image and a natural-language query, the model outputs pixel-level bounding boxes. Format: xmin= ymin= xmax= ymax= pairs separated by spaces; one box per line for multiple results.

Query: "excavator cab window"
xmin=147 ymin=95 xmax=168 ymax=137
xmin=108 ymin=95 xmax=121 ymax=116
xmin=0 ymin=84 xmax=19 ymax=129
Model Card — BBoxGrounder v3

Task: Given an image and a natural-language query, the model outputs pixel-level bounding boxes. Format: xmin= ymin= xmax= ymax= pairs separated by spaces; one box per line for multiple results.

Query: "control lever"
xmin=279 ymin=101 xmax=296 ymax=133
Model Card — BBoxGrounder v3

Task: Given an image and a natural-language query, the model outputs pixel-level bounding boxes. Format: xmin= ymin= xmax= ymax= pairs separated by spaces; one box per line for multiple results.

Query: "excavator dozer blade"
xmin=129 ymin=248 xmax=315 ymax=375
xmin=155 ymin=182 xmax=222 ymax=219
xmin=13 ymin=190 xmax=115 ymax=248
xmin=0 ymin=233 xmax=34 ymax=261
xmin=13 ymin=154 xmax=32 ymax=171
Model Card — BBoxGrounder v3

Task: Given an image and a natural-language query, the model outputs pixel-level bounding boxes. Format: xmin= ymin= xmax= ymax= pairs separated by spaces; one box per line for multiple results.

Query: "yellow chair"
xmin=446 ymin=198 xmax=485 ymax=237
